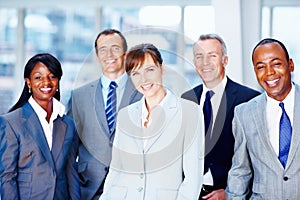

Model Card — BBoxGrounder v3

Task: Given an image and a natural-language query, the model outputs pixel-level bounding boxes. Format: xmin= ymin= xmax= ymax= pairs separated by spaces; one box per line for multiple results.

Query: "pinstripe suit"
xmin=226 ymin=84 xmax=300 ymax=199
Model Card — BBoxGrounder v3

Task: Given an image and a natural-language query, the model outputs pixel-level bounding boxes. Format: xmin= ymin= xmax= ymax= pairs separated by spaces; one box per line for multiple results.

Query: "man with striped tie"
xmin=68 ymin=29 xmax=142 ymax=200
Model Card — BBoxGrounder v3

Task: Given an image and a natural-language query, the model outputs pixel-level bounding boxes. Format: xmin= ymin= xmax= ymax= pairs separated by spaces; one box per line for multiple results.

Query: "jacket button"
xmin=140 ymin=173 xmax=144 ymax=179
xmin=283 ymin=176 xmax=288 ymax=181
xmin=137 ymin=187 xmax=143 ymax=192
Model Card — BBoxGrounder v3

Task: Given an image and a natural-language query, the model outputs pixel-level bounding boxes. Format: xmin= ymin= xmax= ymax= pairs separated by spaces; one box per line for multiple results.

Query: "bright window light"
xmin=139 ymin=6 xmax=181 ymax=26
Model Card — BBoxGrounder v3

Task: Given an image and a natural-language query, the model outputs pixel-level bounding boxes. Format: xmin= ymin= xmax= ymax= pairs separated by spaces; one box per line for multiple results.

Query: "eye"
xmin=273 ymin=62 xmax=282 ymax=66
xmin=98 ymin=47 xmax=107 ymax=54
xmin=112 ymin=46 xmax=121 ymax=52
xmin=195 ymin=55 xmax=203 ymax=60
xmin=256 ymin=65 xmax=265 ymax=70
xmin=34 ymin=76 xmax=41 ymax=80
xmin=49 ymin=75 xmax=57 ymax=79
xmin=131 ymin=71 xmax=139 ymax=76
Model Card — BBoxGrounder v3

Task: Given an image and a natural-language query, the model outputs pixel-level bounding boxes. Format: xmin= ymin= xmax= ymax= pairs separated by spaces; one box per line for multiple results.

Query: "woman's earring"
xmin=56 ymin=88 xmax=59 ymax=92
xmin=29 ymin=88 xmax=31 ymax=93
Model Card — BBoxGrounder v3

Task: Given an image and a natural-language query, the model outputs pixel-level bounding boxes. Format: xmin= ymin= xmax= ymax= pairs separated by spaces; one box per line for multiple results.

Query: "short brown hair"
xmin=125 ymin=43 xmax=163 ymax=74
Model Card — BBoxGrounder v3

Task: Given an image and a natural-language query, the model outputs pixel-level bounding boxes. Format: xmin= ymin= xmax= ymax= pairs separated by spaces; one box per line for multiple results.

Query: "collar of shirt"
xmin=28 ymin=96 xmax=65 ymax=119
xmin=201 ymin=76 xmax=227 ymax=111
xmin=101 ymin=72 xmax=128 ymax=91
xmin=101 ymin=73 xmax=128 ymax=109
xmin=28 ymin=96 xmax=65 ymax=150
xmin=141 ymin=88 xmax=169 ymax=128
xmin=266 ymin=83 xmax=295 ymax=155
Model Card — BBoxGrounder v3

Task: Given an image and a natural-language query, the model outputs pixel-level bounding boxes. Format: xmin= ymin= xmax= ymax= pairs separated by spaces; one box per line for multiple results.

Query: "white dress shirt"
xmin=266 ymin=84 xmax=295 ymax=156
xmin=29 ymin=96 xmax=65 ymax=150
xmin=141 ymin=89 xmax=168 ymax=148
xmin=200 ymin=77 xmax=227 ymax=185
xmin=101 ymin=72 xmax=128 ymax=110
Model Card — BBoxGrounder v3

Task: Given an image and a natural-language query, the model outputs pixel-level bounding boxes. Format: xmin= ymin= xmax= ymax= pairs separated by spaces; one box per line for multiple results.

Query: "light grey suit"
xmin=101 ymin=91 xmax=204 ymax=200
xmin=226 ymin=84 xmax=300 ymax=199
xmin=68 ymin=77 xmax=142 ymax=199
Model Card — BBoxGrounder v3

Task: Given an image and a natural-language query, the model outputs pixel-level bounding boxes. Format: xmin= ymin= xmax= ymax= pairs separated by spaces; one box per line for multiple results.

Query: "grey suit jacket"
xmin=226 ymin=84 xmax=300 ymax=200
xmin=0 ymin=102 xmax=80 ymax=200
xmin=68 ymin=76 xmax=142 ymax=199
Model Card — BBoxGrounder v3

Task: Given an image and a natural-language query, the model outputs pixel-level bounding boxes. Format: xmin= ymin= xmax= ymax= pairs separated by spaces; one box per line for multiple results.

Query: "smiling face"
xmin=130 ymin=54 xmax=164 ymax=99
xmin=96 ymin=33 xmax=126 ymax=79
xmin=193 ymin=38 xmax=228 ymax=89
xmin=253 ymin=42 xmax=294 ymax=101
xmin=25 ymin=61 xmax=59 ymax=108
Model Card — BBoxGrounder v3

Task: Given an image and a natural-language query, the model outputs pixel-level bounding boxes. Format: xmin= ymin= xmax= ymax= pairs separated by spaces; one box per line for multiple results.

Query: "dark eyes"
xmin=33 ymin=75 xmax=57 ymax=80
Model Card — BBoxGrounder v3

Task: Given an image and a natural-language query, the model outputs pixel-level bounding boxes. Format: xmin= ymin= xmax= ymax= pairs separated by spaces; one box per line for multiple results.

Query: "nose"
xmin=202 ymin=55 xmax=210 ymax=66
xmin=140 ymin=71 xmax=147 ymax=83
xmin=266 ymin=65 xmax=275 ymax=75
xmin=107 ymin=48 xmax=113 ymax=57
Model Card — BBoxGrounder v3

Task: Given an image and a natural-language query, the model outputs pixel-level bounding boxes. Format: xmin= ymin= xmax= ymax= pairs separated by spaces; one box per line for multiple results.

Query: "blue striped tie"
xmin=106 ymin=81 xmax=117 ymax=133
xmin=278 ymin=102 xmax=292 ymax=168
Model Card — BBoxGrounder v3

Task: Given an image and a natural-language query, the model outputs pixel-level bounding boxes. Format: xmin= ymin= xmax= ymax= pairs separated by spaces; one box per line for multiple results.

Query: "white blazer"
xmin=100 ymin=90 xmax=204 ymax=200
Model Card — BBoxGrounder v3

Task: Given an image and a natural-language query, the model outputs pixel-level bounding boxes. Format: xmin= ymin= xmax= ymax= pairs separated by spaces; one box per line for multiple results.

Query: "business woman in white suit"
xmin=100 ymin=43 xmax=204 ymax=200
xmin=0 ymin=53 xmax=80 ymax=199
xmin=226 ymin=38 xmax=300 ymax=199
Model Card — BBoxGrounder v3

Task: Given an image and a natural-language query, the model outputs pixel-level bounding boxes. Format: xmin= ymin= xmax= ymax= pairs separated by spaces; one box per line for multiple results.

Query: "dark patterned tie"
xmin=278 ymin=102 xmax=292 ymax=168
xmin=203 ymin=90 xmax=214 ymax=135
xmin=105 ymin=81 xmax=117 ymax=133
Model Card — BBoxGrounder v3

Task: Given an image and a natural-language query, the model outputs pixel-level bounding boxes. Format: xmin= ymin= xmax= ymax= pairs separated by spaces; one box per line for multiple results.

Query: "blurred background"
xmin=1 ymin=0 xmax=300 ymax=114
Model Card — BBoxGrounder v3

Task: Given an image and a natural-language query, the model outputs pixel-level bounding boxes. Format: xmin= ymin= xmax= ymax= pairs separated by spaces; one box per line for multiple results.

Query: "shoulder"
xmin=181 ymin=84 xmax=203 ymax=102
xmin=235 ymin=93 xmax=263 ymax=113
xmin=60 ymin=114 xmax=76 ymax=127
xmin=72 ymin=79 xmax=100 ymax=95
xmin=226 ymin=78 xmax=260 ymax=100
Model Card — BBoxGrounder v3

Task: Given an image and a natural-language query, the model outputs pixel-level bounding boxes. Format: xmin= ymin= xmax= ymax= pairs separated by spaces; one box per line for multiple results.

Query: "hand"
xmin=202 ymin=189 xmax=226 ymax=200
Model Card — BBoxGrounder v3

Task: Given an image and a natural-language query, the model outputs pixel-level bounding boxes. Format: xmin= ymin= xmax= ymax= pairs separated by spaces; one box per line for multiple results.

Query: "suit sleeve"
xmin=0 ymin=116 xmax=20 ymax=199
xmin=66 ymin=124 xmax=81 ymax=200
xmin=226 ymin=107 xmax=252 ymax=199
xmin=99 ymin=125 xmax=123 ymax=200
xmin=177 ymin=102 xmax=204 ymax=200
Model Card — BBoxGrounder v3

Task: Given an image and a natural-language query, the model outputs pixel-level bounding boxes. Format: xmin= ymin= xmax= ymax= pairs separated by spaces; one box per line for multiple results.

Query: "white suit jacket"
xmin=101 ymin=91 xmax=204 ymax=200
xmin=226 ymin=84 xmax=300 ymax=200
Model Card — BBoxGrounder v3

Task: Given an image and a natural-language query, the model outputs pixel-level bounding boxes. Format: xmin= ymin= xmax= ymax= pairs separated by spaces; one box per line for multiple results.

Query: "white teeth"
xmin=267 ymin=79 xmax=279 ymax=85
xmin=141 ymin=83 xmax=152 ymax=90
xmin=40 ymin=88 xmax=51 ymax=92
xmin=202 ymin=69 xmax=212 ymax=72
xmin=105 ymin=59 xmax=115 ymax=64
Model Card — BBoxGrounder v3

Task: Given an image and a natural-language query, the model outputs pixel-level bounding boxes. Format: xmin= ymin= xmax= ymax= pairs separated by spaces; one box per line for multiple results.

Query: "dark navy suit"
xmin=0 ymin=102 xmax=80 ymax=200
xmin=181 ymin=77 xmax=260 ymax=189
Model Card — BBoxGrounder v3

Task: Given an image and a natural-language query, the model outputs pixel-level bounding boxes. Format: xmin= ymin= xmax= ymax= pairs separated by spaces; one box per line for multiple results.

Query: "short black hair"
xmin=252 ymin=38 xmax=290 ymax=63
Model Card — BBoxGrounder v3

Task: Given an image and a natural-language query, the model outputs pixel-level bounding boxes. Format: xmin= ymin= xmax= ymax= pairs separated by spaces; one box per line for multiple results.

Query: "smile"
xmin=141 ymin=83 xmax=153 ymax=91
xmin=266 ymin=78 xmax=280 ymax=86
xmin=40 ymin=87 xmax=52 ymax=92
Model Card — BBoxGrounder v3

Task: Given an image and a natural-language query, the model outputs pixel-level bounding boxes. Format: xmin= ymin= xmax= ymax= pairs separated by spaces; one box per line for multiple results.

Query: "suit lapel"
xmin=94 ymin=79 xmax=111 ymax=134
xmin=286 ymin=84 xmax=300 ymax=169
xmin=23 ymin=103 xmax=55 ymax=170
xmin=143 ymin=92 xmax=178 ymax=153
xmin=119 ymin=78 xmax=141 ymax=110
xmin=252 ymin=94 xmax=283 ymax=168
xmin=51 ymin=117 xmax=67 ymax=163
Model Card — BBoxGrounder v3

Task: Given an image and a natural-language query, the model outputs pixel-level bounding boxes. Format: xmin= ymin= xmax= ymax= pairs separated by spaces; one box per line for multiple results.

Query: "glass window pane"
xmin=24 ymin=8 xmax=96 ymax=105
xmin=268 ymin=7 xmax=300 ymax=85
xmin=0 ymin=8 xmax=17 ymax=114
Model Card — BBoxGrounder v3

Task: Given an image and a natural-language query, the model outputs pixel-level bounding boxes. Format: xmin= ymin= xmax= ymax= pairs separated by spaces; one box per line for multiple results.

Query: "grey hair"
xmin=194 ymin=33 xmax=227 ymax=60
